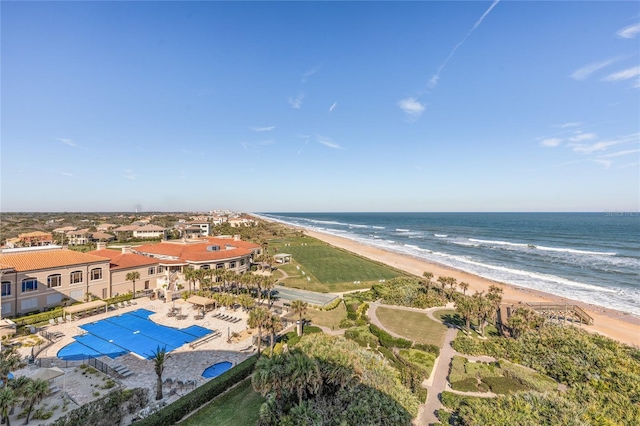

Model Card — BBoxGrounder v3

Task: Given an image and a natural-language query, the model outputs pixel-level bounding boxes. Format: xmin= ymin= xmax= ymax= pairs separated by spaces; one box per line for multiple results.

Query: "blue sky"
xmin=2 ymin=1 xmax=639 ymax=213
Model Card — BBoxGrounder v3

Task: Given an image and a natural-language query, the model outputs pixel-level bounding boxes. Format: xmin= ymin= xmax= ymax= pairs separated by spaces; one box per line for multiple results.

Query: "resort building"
xmin=4 ymin=231 xmax=54 ymax=248
xmin=66 ymin=229 xmax=91 ymax=246
xmin=112 ymin=224 xmax=166 ymax=239
xmin=88 ymin=243 xmax=162 ymax=298
xmin=0 ymin=247 xmax=111 ymax=318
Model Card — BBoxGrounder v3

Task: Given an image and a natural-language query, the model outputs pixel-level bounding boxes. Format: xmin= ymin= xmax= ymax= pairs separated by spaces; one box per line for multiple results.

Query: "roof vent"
xmin=207 ymin=245 xmax=220 ymax=252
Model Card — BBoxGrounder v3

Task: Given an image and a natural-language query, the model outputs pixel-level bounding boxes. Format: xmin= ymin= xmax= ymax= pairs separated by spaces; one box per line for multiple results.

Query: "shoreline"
xmin=257 ymin=215 xmax=639 ymax=347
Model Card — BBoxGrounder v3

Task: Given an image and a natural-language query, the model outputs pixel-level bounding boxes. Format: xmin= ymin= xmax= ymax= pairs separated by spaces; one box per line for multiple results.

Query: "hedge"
xmin=413 ymin=342 xmax=440 ymax=358
xmin=369 ymin=324 xmax=412 ymax=349
xmin=135 ymin=355 xmax=258 ymax=426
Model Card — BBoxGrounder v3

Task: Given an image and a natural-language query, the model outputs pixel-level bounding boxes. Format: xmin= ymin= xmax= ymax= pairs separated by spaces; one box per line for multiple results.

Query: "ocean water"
xmin=258 ymin=212 xmax=640 ymax=316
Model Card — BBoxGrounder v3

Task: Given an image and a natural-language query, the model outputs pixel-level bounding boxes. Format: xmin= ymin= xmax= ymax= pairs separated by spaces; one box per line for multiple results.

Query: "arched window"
xmin=21 ymin=278 xmax=38 ymax=293
xmin=47 ymin=274 xmax=62 ymax=288
xmin=91 ymin=268 xmax=102 ymax=281
xmin=200 ymin=265 xmax=210 ymax=270
xmin=70 ymin=270 xmax=83 ymax=284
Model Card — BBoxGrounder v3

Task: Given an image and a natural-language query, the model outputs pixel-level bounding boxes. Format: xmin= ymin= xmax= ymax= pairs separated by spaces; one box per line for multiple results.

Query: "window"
xmin=216 ymin=263 xmax=224 ymax=269
xmin=21 ymin=279 xmax=38 ymax=293
xmin=240 ymin=259 xmax=245 ymax=266
xmin=200 ymin=265 xmax=210 ymax=270
xmin=1 ymin=282 xmax=11 ymax=296
xmin=20 ymin=298 xmax=38 ymax=310
xmin=47 ymin=274 xmax=62 ymax=288
xmin=69 ymin=289 xmax=84 ymax=300
xmin=144 ymin=280 xmax=150 ymax=290
xmin=1 ymin=303 xmax=11 ymax=314
xmin=148 ymin=267 xmax=155 ymax=275
xmin=229 ymin=261 xmax=236 ymax=269
xmin=91 ymin=268 xmax=102 ymax=281
xmin=70 ymin=271 xmax=83 ymax=284
xmin=157 ymin=266 xmax=164 ymax=273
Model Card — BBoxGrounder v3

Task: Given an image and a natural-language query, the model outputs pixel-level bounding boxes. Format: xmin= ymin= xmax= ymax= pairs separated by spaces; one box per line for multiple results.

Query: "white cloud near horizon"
xmin=397 ymin=97 xmax=425 ymax=119
xmin=616 ymin=22 xmax=640 ymax=39
xmin=251 ymin=126 xmax=275 ymax=132
xmin=598 ymin=148 xmax=640 ymax=158
xmin=571 ymin=57 xmax=619 ymax=81
xmin=554 ymin=122 xmax=582 ymax=128
xmin=540 ymin=138 xmax=563 ymax=147
xmin=123 ymin=170 xmax=137 ymax=180
xmin=288 ymin=93 xmax=305 ymax=109
xmin=329 ymin=102 xmax=337 ymax=112
xmin=603 ymin=66 xmax=640 ymax=83
xmin=428 ymin=0 xmax=500 ymax=88
xmin=316 ymin=135 xmax=344 ymax=149
xmin=618 ymin=162 xmax=639 ymax=169
xmin=593 ymin=159 xmax=612 ymax=169
xmin=61 ymin=172 xmax=77 ymax=178
xmin=572 ymin=132 xmax=640 ymax=154
xmin=56 ymin=138 xmax=78 ymax=147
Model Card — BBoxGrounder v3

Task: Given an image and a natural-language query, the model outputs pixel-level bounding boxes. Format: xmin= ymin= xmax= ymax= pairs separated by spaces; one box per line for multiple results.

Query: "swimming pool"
xmin=58 ymin=308 xmax=214 ymax=360
xmin=201 ymin=361 xmax=233 ymax=378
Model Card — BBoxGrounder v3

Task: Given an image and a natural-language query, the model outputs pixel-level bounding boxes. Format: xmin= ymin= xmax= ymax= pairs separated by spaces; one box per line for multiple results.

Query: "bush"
xmin=437 ymin=409 xmax=451 ymax=424
xmin=320 ymin=298 xmax=343 ymax=311
xmin=51 ymin=388 xmax=148 ymax=426
xmin=344 ymin=326 xmax=379 ymax=349
xmin=482 ymin=376 xmax=529 ymax=394
xmin=135 ymin=356 xmax=258 ymax=426
xmin=339 ymin=318 xmax=355 ymax=329
xmin=369 ymin=324 xmax=412 ymax=349
xmin=413 ymin=343 xmax=440 ymax=358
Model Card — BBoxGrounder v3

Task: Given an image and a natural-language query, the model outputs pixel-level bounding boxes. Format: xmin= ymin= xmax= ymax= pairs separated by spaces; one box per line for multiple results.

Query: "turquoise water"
xmin=202 ymin=361 xmax=233 ymax=378
xmin=259 ymin=212 xmax=640 ymax=315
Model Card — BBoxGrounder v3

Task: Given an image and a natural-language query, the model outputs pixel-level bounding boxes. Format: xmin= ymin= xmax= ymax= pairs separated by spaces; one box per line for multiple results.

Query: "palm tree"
xmin=20 ymin=378 xmax=49 ymax=425
xmin=183 ymin=266 xmax=197 ymax=293
xmin=252 ymin=353 xmax=289 ymax=401
xmin=266 ymin=315 xmax=283 ymax=354
xmin=285 ymin=352 xmax=322 ymax=404
xmin=248 ymin=307 xmax=271 ymax=355
xmin=151 ymin=346 xmax=169 ymax=401
xmin=459 ymin=281 xmax=469 ymax=296
xmin=262 ymin=277 xmax=276 ymax=308
xmin=437 ymin=276 xmax=448 ymax=296
xmin=455 ymin=296 xmax=476 ymax=335
xmin=421 ymin=272 xmax=434 ymax=295
xmin=125 ymin=271 xmax=141 ymax=299
xmin=0 ymin=348 xmax=24 ymax=389
xmin=472 ymin=292 xmax=493 ymax=338
xmin=0 ymin=387 xmax=16 ymax=426
xmin=448 ymin=277 xmax=458 ymax=301
xmin=290 ymin=300 xmax=308 ymax=335
xmin=237 ymin=294 xmax=255 ymax=312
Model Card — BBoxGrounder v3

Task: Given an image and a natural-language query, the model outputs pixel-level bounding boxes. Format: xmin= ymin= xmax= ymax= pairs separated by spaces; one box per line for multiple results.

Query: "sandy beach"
xmin=296 ymin=229 xmax=639 ymax=347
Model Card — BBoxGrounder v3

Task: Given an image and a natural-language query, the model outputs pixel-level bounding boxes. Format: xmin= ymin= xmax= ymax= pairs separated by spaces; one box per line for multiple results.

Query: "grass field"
xmin=284 ymin=302 xmax=347 ymax=330
xmin=433 ymin=309 xmax=499 ymax=338
xmin=375 ymin=307 xmax=448 ymax=347
xmin=269 ymin=236 xmax=404 ymax=292
xmin=179 ymin=378 xmax=264 ymax=425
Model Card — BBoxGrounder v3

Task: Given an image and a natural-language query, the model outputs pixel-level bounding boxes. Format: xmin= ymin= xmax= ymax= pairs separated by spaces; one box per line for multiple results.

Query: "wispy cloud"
xmin=316 ymin=135 xmax=344 ymax=150
xmin=618 ymin=162 xmax=639 ymax=169
xmin=241 ymin=140 xmax=275 ymax=151
xmin=571 ymin=132 xmax=639 ymax=154
xmin=540 ymin=138 xmax=563 ymax=147
xmin=329 ymin=102 xmax=337 ymax=113
xmin=288 ymin=93 xmax=305 ymax=109
xmin=616 ymin=22 xmax=640 ymax=39
xmin=603 ymin=66 xmax=640 ymax=83
xmin=598 ymin=148 xmax=640 ymax=158
xmin=554 ymin=122 xmax=582 ymax=129
xmin=123 ymin=170 xmax=137 ymax=180
xmin=61 ymin=172 xmax=77 ymax=178
xmin=56 ymin=138 xmax=78 ymax=147
xmin=251 ymin=126 xmax=275 ymax=132
xmin=301 ymin=68 xmax=317 ymax=83
xmin=593 ymin=159 xmax=612 ymax=169
xmin=397 ymin=97 xmax=425 ymax=120
xmin=568 ymin=133 xmax=597 ymax=142
xmin=297 ymin=134 xmax=311 ymax=155
xmin=428 ymin=0 xmax=500 ymax=88
xmin=571 ymin=57 xmax=619 ymax=81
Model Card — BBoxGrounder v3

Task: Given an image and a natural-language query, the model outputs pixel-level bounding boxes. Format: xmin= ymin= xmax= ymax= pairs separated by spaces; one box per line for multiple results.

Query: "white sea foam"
xmin=434 ymin=234 xmax=448 ymax=237
xmin=396 ymin=228 xmax=410 ymax=232
xmin=308 ymin=219 xmax=350 ymax=226
xmin=348 ymin=224 xmax=369 ymax=228
xmin=404 ymin=244 xmax=421 ymax=250
xmin=372 ymin=226 xmax=385 ymax=229
xmin=469 ymin=238 xmax=529 ymax=248
xmin=535 ymin=245 xmax=616 ymax=256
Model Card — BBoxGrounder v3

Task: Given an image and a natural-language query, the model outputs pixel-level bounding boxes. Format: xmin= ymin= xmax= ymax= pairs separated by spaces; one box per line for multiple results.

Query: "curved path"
xmin=366 ymin=302 xmax=498 ymax=425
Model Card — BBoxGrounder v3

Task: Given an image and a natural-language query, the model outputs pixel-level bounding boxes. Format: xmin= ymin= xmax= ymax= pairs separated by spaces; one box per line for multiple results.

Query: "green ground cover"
xmin=268 ymin=236 xmax=404 ymax=292
xmin=398 ymin=349 xmax=436 ymax=379
xmin=179 ymin=378 xmax=264 ymax=426
xmin=375 ymin=307 xmax=448 ymax=347
xmin=285 ymin=302 xmax=347 ymax=330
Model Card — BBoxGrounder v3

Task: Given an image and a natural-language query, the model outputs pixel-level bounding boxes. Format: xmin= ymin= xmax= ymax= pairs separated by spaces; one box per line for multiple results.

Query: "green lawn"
xmin=179 ymin=378 xmax=264 ymax=426
xmin=285 ymin=302 xmax=347 ymax=330
xmin=376 ymin=307 xmax=448 ymax=347
xmin=433 ymin=309 xmax=500 ymax=338
xmin=269 ymin=236 xmax=404 ymax=292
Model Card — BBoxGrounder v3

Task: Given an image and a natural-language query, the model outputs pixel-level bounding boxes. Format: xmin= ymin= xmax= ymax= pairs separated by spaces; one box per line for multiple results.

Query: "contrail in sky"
xmin=429 ymin=0 xmax=500 ymax=88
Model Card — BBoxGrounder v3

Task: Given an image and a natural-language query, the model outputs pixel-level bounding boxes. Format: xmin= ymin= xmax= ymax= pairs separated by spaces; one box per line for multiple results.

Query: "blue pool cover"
xmin=202 ymin=361 xmax=233 ymax=378
xmin=57 ymin=308 xmax=215 ymax=360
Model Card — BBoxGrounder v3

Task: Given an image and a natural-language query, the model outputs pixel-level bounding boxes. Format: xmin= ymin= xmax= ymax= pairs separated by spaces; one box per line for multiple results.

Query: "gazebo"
xmin=63 ymin=300 xmax=108 ymax=318
xmin=274 ymin=253 xmax=292 ymax=264
xmin=186 ymin=295 xmax=216 ymax=311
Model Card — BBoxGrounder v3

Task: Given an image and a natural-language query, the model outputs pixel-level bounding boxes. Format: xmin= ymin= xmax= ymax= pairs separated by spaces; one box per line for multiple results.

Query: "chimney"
xmin=121 ymin=246 xmax=132 ymax=254
xmin=96 ymin=242 xmax=106 ymax=250
xmin=233 ymin=234 xmax=240 ymax=241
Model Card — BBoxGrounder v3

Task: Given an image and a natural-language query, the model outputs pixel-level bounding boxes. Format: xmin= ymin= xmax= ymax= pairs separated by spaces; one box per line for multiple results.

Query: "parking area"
xmin=273 ymin=285 xmax=338 ymax=307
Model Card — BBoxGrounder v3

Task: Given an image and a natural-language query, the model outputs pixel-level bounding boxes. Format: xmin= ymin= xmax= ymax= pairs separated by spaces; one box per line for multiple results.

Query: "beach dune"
xmin=298 ymin=229 xmax=639 ymax=347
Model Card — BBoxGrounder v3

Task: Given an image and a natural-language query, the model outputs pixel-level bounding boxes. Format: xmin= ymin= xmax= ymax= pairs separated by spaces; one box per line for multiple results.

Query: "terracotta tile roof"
xmin=87 ymin=249 xmax=159 ymax=270
xmin=136 ymin=224 xmax=166 ymax=231
xmin=18 ymin=231 xmax=52 ymax=238
xmin=113 ymin=225 xmax=139 ymax=232
xmin=90 ymin=232 xmax=115 ymax=240
xmin=134 ymin=237 xmax=258 ymax=263
xmin=0 ymin=249 xmax=110 ymax=272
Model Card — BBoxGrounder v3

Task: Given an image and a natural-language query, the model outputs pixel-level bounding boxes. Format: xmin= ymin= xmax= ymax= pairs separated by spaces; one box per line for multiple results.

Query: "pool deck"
xmin=34 ymin=297 xmax=259 ymax=410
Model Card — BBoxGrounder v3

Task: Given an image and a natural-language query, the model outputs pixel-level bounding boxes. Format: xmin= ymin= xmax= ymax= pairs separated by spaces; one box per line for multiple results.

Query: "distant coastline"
xmin=253 ymin=213 xmax=640 ymax=347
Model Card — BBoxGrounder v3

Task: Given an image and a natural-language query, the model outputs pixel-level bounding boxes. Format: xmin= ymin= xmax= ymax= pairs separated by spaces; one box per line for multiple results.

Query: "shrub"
xmin=320 ymin=298 xmax=343 ymax=311
xmin=482 ymin=376 xmax=529 ymax=394
xmin=369 ymin=324 xmax=412 ymax=349
xmin=339 ymin=318 xmax=355 ymax=328
xmin=50 ymin=388 xmax=148 ymax=426
xmin=413 ymin=343 xmax=440 ymax=358
xmin=437 ymin=409 xmax=451 ymax=424
xmin=344 ymin=326 xmax=379 ymax=349
xmin=135 ymin=356 xmax=258 ymax=426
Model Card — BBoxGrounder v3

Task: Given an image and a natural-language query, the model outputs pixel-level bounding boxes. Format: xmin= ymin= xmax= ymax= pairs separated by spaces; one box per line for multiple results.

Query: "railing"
xmin=525 ymin=302 xmax=594 ymax=325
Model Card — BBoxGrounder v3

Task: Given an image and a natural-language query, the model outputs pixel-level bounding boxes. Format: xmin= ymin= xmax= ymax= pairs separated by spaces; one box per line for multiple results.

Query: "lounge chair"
xmin=130 ymin=299 xmax=137 ymax=305
xmin=56 ymin=317 xmax=65 ymax=325
xmin=66 ymin=315 xmax=73 ymax=322
xmin=109 ymin=304 xmax=117 ymax=310
xmin=117 ymin=302 xmax=125 ymax=308
xmin=49 ymin=319 xmax=56 ymax=326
